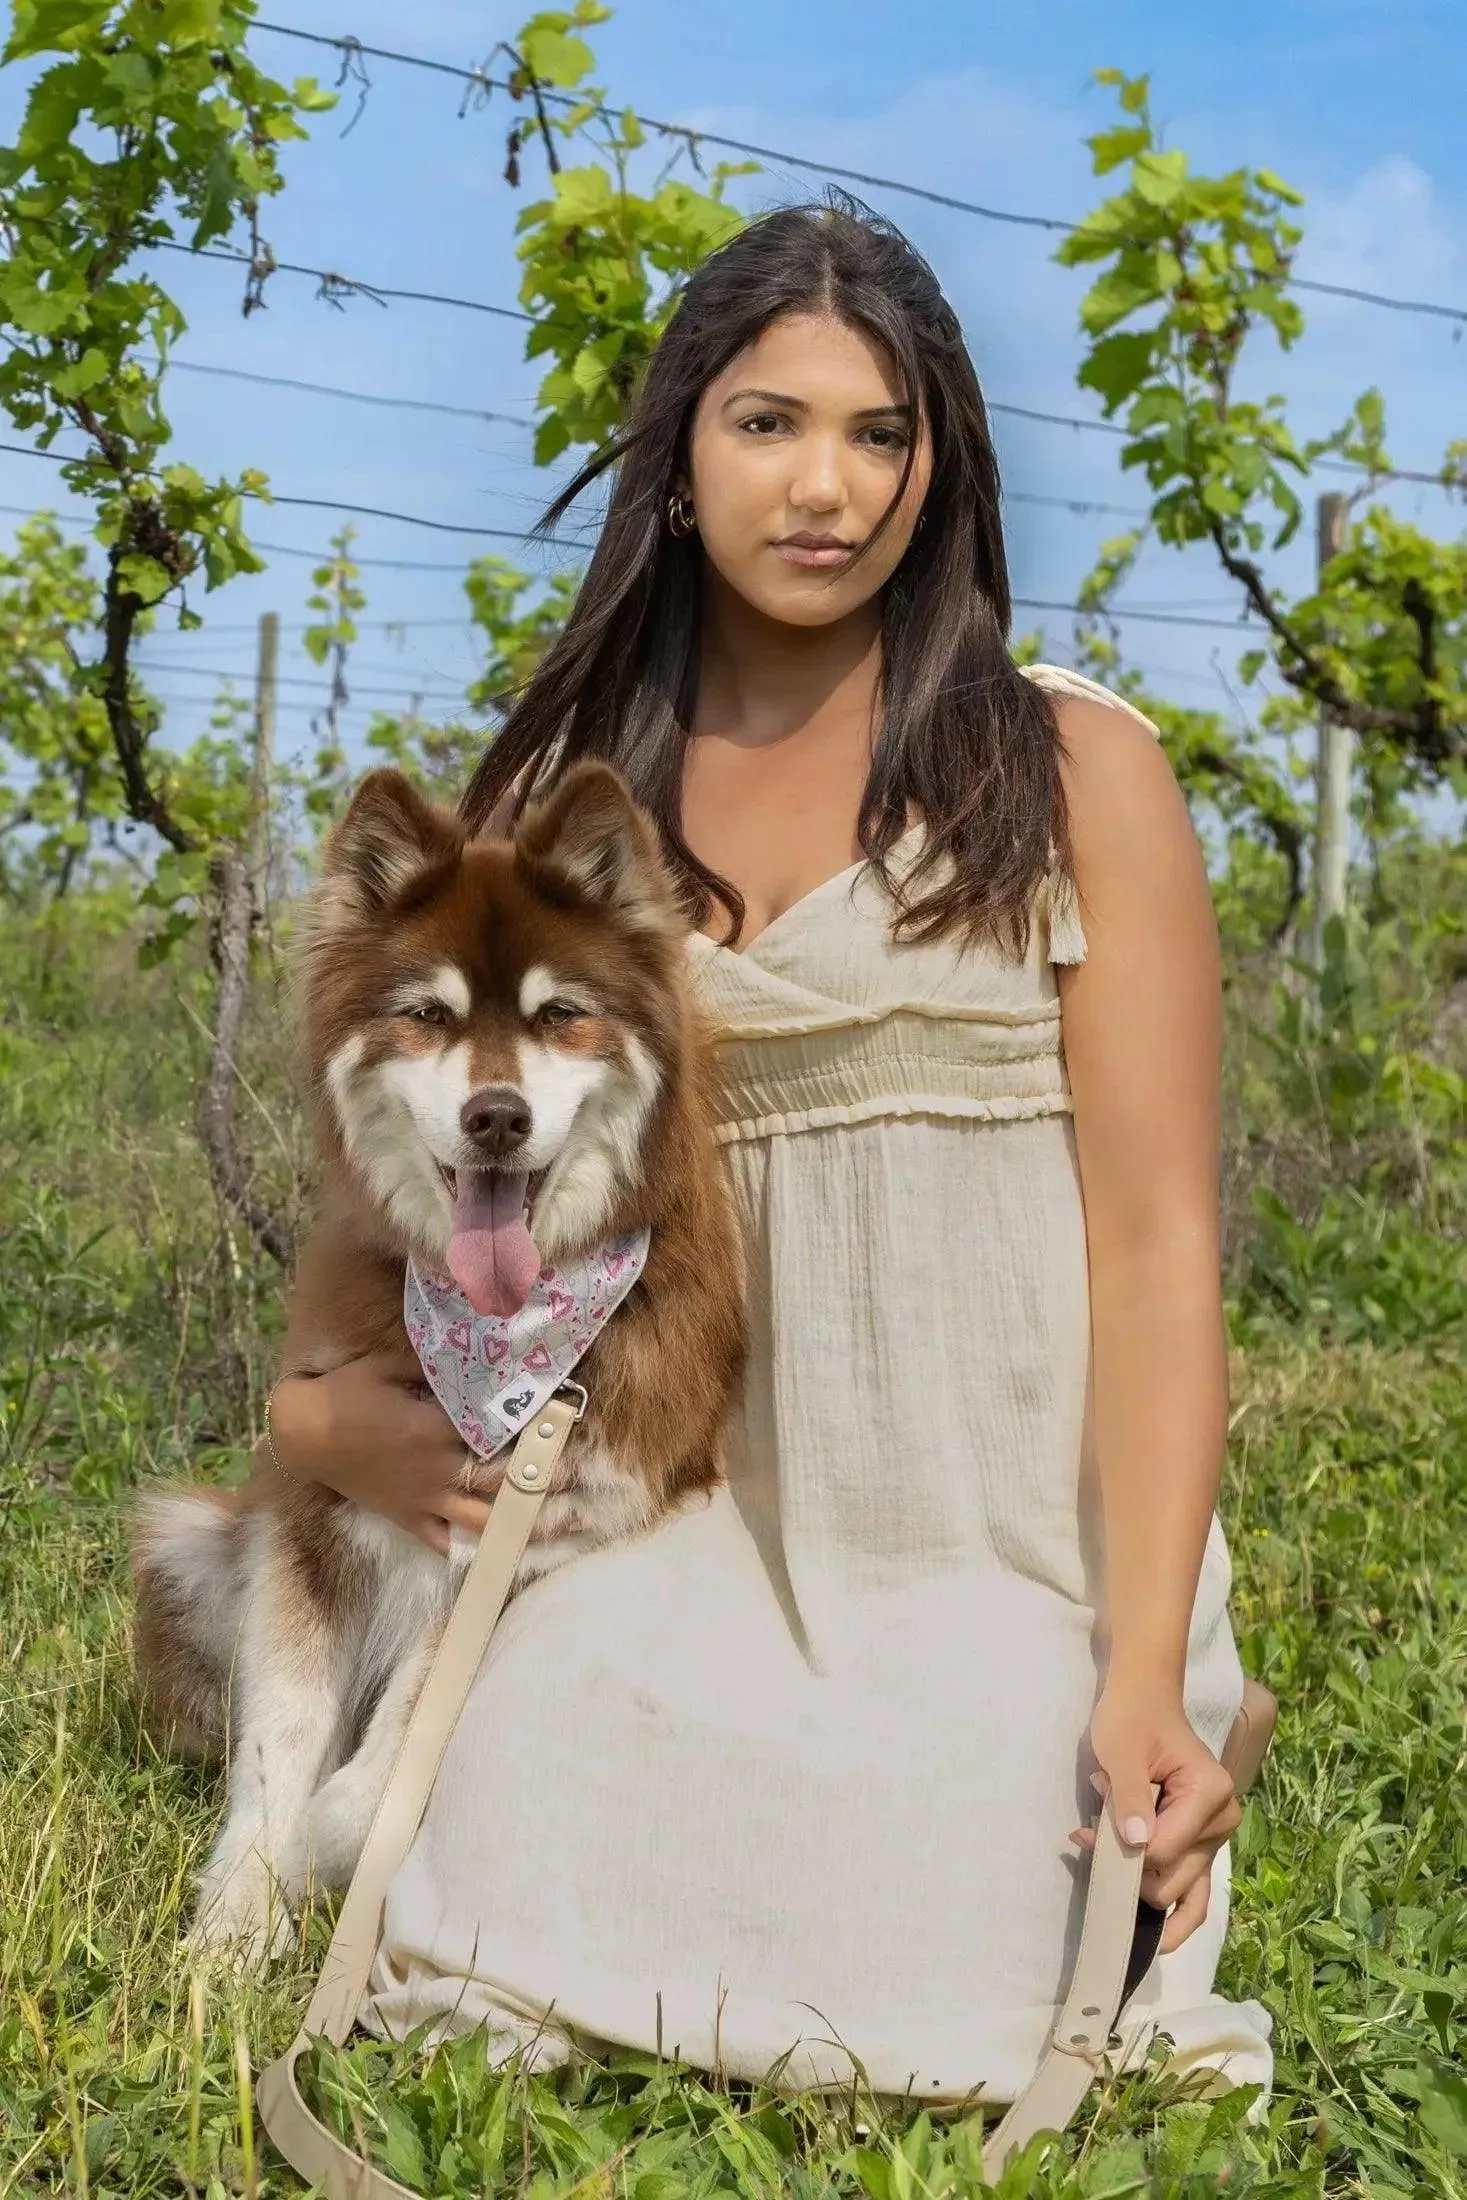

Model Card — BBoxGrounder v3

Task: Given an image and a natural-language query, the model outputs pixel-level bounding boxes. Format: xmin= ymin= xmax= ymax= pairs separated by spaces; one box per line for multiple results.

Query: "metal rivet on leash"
xmin=537 ymin=1420 xmax=555 ymax=1438
xmin=522 ymin=1461 xmax=540 ymax=1481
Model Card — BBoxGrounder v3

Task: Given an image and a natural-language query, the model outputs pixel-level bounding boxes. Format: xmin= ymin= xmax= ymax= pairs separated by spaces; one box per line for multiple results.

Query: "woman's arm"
xmin=269 ymin=1355 xmax=492 ymax=1555
xmin=1053 ymin=694 xmax=1241 ymax=1950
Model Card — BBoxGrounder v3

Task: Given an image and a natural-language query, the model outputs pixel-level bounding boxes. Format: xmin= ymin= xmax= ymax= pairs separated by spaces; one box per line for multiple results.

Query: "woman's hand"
xmin=268 ymin=1354 xmax=491 ymax=1556
xmin=1070 ymin=1682 xmax=1242 ymax=1954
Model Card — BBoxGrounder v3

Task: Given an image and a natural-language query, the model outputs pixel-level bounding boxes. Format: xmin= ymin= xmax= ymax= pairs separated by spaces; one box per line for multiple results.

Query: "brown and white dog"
xmin=132 ymin=762 xmax=745 ymax=1959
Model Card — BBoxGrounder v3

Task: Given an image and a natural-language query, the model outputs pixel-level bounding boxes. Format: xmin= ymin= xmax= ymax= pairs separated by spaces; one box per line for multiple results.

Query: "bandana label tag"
xmin=489 ymin=1366 xmax=556 ymax=1433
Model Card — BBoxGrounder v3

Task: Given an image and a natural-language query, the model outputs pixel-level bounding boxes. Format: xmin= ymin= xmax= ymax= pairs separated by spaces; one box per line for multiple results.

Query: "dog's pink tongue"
xmin=447 ymin=1169 xmax=540 ymax=1317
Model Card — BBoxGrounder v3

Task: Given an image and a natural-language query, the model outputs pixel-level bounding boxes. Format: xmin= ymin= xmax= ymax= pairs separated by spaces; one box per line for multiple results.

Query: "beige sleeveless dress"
xmin=363 ymin=665 xmax=1274 ymax=2106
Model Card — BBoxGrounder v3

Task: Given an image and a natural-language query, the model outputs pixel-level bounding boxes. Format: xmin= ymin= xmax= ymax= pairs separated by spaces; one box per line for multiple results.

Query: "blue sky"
xmin=0 ymin=0 xmax=1462 ymax=785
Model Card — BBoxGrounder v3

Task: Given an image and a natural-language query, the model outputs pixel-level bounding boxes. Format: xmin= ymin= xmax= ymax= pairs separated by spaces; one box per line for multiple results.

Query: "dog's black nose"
xmin=460 ymin=1086 xmax=532 ymax=1156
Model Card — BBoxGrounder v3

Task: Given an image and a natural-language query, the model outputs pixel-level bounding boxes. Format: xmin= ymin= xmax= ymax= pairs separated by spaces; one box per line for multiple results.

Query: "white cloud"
xmin=1304 ymin=153 xmax=1464 ymax=293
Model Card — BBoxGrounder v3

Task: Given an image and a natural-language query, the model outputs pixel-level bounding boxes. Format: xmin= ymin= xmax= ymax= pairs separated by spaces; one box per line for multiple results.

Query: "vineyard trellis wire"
xmin=252 ymin=17 xmax=1467 ymax=329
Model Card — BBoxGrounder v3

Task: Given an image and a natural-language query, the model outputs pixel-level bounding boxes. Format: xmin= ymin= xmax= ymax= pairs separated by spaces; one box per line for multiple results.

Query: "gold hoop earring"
xmin=667 ymin=490 xmax=698 ymax=539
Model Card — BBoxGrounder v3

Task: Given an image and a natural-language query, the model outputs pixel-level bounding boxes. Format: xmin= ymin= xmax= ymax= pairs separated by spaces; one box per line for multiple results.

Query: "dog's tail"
xmin=131 ymin=1486 xmax=246 ymax=1760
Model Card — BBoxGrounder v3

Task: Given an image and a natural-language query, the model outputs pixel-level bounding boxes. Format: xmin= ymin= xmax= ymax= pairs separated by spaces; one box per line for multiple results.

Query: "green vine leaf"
xmin=1063 ymin=67 xmax=1465 ymax=778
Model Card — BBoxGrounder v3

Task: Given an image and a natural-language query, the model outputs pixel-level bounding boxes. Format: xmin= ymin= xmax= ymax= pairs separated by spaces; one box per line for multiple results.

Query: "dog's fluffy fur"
xmin=131 ymin=763 xmax=745 ymax=1959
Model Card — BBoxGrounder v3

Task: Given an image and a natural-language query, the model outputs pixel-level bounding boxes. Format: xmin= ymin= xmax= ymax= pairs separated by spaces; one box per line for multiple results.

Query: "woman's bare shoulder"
xmin=1051 ymin=693 xmax=1193 ymax=897
xmin=1055 ymin=686 xmax=1214 ymax=963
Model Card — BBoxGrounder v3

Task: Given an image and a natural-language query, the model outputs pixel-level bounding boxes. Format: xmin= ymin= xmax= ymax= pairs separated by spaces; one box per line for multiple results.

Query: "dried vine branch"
xmin=1189 ymin=738 xmax=1305 ymax=938
xmin=98 ymin=557 xmax=196 ymax=854
xmin=200 ymin=847 xmax=294 ymax=1269
xmin=1204 ymin=520 xmax=1462 ymax=764
xmin=499 ymin=42 xmax=563 ymax=176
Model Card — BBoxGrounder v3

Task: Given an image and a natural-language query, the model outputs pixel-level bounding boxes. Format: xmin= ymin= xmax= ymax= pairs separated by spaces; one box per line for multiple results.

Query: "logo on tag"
xmin=489 ymin=1365 xmax=556 ymax=1429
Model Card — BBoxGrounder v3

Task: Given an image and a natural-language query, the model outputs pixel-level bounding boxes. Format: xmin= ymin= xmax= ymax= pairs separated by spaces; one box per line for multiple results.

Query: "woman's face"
xmin=684 ymin=311 xmax=932 ymax=629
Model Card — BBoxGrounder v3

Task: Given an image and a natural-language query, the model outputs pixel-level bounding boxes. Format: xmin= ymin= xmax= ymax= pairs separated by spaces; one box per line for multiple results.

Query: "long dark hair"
xmin=461 ymin=197 xmax=1068 ymax=955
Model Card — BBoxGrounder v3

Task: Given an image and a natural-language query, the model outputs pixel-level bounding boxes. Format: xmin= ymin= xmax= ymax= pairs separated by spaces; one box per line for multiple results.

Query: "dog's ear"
xmin=319 ymin=769 xmax=463 ymax=919
xmin=515 ymin=762 xmax=681 ymax=939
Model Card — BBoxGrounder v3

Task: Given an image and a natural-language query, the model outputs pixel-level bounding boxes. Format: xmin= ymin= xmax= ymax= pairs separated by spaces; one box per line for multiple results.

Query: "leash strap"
xmin=256 ymin=1392 xmax=579 ymax=2200
xmin=258 ymin=1424 xmax=1276 ymax=2200
xmin=981 ymin=1678 xmax=1276 ymax=2179
xmin=979 ymin=1790 xmax=1154 ymax=2180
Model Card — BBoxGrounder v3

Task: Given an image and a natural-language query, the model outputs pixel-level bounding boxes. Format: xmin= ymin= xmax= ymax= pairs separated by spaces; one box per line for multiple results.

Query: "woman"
xmin=270 ymin=202 xmax=1274 ymax=2106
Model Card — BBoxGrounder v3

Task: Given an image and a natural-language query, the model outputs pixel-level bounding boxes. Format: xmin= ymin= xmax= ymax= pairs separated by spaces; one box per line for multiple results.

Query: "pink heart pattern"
xmin=404 ymin=1224 xmax=651 ymax=1461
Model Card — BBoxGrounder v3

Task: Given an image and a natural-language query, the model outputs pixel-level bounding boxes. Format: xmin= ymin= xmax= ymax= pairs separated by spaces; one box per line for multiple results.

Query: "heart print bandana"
xmin=404 ymin=1228 xmax=651 ymax=1459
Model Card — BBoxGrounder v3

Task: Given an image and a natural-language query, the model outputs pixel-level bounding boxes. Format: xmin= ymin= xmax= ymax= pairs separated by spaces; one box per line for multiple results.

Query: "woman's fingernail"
xmin=1089 ymin=1771 xmax=1106 ymax=1795
xmin=1123 ymin=1815 xmax=1151 ymax=1845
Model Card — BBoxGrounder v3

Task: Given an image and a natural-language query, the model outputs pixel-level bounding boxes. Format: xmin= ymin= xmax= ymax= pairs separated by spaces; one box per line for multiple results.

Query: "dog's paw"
xmin=186 ymin=1853 xmax=296 ymax=1970
xmin=304 ymin=1762 xmax=381 ymax=1889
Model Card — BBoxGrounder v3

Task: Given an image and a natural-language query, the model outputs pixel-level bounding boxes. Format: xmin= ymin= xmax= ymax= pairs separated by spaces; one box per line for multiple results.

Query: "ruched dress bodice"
xmin=692 ymin=820 xmax=1080 ymax=1145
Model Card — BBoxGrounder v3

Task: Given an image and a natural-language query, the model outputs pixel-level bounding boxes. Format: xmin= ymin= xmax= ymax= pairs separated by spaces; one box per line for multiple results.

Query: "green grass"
xmin=2 ymin=896 xmax=1464 ymax=2198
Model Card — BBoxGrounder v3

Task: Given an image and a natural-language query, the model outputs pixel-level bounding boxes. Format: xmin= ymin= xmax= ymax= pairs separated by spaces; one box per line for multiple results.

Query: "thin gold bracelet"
xmin=262 ymin=1379 xmax=295 ymax=1480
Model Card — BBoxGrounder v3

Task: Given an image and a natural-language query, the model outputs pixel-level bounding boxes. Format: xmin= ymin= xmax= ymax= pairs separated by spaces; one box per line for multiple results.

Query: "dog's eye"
xmin=402 ymin=1000 xmax=453 ymax=1026
xmin=535 ymin=999 xmax=583 ymax=1030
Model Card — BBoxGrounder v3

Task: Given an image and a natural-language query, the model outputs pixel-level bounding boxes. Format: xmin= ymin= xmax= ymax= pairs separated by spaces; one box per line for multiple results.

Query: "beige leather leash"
xmin=256 ymin=1404 xmax=1276 ymax=2199
xmin=257 ymin=1390 xmax=580 ymax=2199
xmin=980 ymin=1677 xmax=1276 ymax=2180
